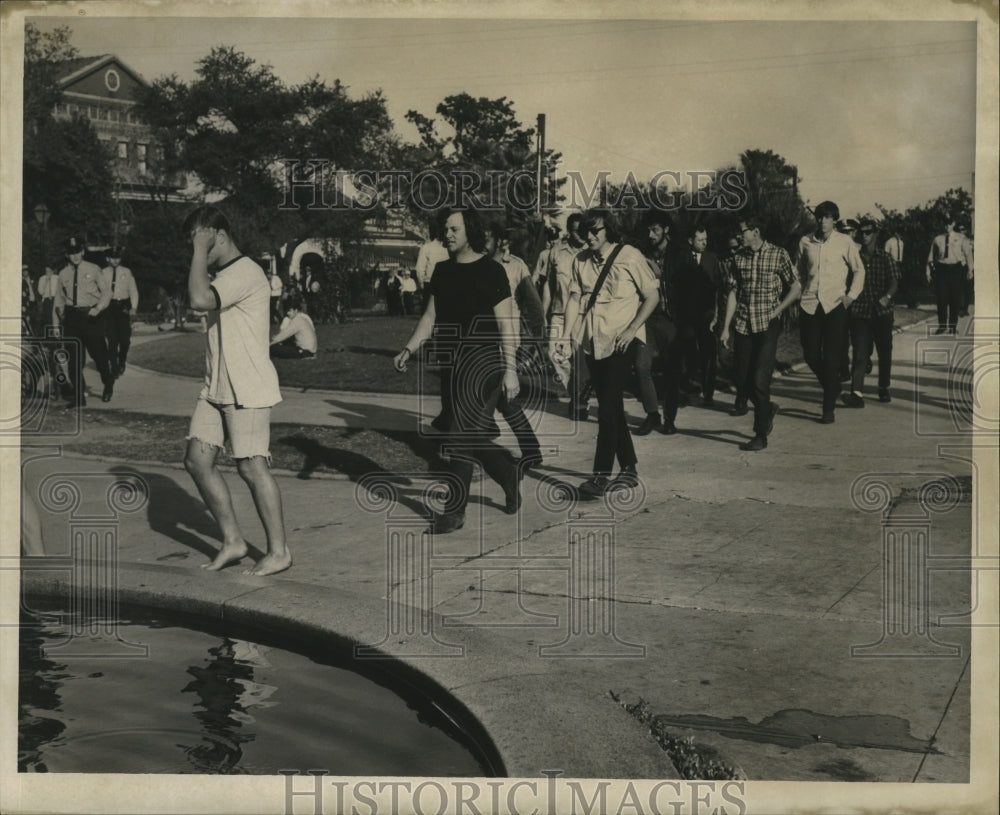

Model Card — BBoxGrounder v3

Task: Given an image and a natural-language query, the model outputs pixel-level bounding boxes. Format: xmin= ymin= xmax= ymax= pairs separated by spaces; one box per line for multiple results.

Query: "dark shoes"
xmin=578 ymin=476 xmax=610 ymax=501
xmin=840 ymin=392 xmax=865 ymax=408
xmin=502 ymin=466 xmax=523 ymax=515
xmin=101 ymin=385 xmax=113 ymax=403
xmin=878 ymin=388 xmax=892 ymax=403
xmin=661 ymin=420 xmax=678 ymax=435
xmin=610 ymin=466 xmax=639 ymax=491
xmin=933 ymin=327 xmax=948 ymax=335
xmin=739 ymin=436 xmax=768 ymax=452
xmin=578 ymin=467 xmax=639 ymax=500
xmin=729 ymin=401 xmax=749 ymax=417
xmin=702 ymin=395 xmax=715 ymax=408
xmin=430 ymin=510 xmax=466 ymax=534
xmin=820 ymin=411 xmax=835 ymax=424
xmin=569 ymin=406 xmax=589 ymax=421
xmin=634 ymin=413 xmax=662 ymax=436
xmin=768 ymin=402 xmax=779 ymax=435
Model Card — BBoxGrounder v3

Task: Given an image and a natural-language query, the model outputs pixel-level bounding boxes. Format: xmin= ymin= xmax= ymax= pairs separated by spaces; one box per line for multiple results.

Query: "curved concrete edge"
xmin=20 ymin=560 xmax=679 ymax=780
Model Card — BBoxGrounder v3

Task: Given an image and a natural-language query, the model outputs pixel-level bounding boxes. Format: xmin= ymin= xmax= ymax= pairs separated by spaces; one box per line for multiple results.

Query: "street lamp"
xmin=33 ymin=204 xmax=50 ymax=270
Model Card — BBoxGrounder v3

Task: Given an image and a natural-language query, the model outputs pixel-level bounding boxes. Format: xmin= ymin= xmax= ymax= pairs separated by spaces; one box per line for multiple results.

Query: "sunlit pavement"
xmin=17 ymin=312 xmax=993 ymax=781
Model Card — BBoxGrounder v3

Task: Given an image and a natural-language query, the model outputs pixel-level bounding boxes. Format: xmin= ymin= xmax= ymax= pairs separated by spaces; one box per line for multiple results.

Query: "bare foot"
xmin=201 ymin=539 xmax=248 ymax=571
xmin=242 ymin=551 xmax=292 ymax=577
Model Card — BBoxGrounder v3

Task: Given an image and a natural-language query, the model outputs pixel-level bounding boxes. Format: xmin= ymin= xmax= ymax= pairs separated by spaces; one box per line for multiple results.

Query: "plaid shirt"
xmin=724 ymin=241 xmax=796 ymax=335
xmin=850 ymin=247 xmax=900 ymax=319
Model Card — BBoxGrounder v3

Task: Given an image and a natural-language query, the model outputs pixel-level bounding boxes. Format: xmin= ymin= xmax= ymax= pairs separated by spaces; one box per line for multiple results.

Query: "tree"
xmin=875 ymin=187 xmax=974 ymax=299
xmin=22 ymin=23 xmax=116 ymax=266
xmin=136 ymin=46 xmax=402 ymax=305
xmin=402 ymin=93 xmax=565 ymax=265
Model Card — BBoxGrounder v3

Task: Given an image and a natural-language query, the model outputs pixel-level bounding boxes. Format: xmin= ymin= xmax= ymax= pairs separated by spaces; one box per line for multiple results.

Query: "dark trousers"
xmin=732 ymin=320 xmax=781 ymax=438
xmin=568 ymin=345 xmax=592 ymax=412
xmin=585 ymin=349 xmax=637 ymax=476
xmin=270 ymin=341 xmax=314 ymax=359
xmin=270 ymin=296 xmax=282 ymax=323
xmin=642 ymin=312 xmax=681 ymax=421
xmin=497 ymin=391 xmax=540 ymax=458
xmin=441 ymin=379 xmax=517 ymax=515
xmin=106 ymin=300 xmax=133 ymax=372
xmin=632 ymin=339 xmax=660 ymax=415
xmin=850 ymin=313 xmax=893 ymax=393
xmin=934 ymin=264 xmax=965 ymax=330
xmin=62 ymin=308 xmax=114 ymax=400
xmin=681 ymin=320 xmax=718 ymax=400
xmin=799 ymin=303 xmax=848 ymax=412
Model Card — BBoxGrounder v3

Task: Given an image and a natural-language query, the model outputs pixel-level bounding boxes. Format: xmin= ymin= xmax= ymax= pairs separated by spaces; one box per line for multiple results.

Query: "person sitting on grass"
xmin=269 ymin=295 xmax=317 ymax=359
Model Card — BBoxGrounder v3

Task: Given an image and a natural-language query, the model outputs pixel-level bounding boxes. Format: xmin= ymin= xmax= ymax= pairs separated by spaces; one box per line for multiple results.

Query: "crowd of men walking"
xmin=398 ymin=202 xmax=974 ymax=527
xmin=21 ymin=238 xmax=138 ymax=407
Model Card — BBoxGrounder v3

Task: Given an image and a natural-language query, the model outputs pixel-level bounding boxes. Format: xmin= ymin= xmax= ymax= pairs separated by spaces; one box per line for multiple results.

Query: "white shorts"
xmin=187 ymin=398 xmax=271 ymax=460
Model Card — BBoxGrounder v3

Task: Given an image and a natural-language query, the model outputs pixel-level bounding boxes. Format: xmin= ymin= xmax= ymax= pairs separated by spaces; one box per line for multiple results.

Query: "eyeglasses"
xmin=587 ymin=225 xmax=605 ymax=237
xmin=739 ymin=226 xmax=754 ymax=235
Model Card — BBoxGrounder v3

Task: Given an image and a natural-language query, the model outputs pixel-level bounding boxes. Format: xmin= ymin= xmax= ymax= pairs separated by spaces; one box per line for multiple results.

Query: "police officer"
xmin=102 ymin=245 xmax=139 ymax=377
xmin=53 ymin=236 xmax=114 ymax=405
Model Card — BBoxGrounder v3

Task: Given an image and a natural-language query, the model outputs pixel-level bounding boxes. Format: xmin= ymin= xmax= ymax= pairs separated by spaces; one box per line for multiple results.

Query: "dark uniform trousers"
xmin=62 ymin=307 xmax=114 ymax=401
xmin=106 ymin=299 xmax=133 ymax=372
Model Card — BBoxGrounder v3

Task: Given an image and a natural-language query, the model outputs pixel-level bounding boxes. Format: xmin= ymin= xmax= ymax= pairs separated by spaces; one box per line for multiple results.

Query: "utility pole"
xmin=536 ymin=114 xmax=546 ymax=216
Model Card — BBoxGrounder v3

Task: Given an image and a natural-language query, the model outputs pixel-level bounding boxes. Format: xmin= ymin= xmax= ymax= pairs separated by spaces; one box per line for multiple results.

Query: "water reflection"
xmin=17 ymin=615 xmax=67 ymax=772
xmin=179 ymin=639 xmax=279 ymax=773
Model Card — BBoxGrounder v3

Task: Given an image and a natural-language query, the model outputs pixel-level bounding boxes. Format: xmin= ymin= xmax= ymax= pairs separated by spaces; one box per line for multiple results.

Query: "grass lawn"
xmin=27 ymin=407 xmax=443 ymax=477
xmin=131 ymin=308 xmax=935 ymax=394
xmin=129 ymin=315 xmax=435 ymax=394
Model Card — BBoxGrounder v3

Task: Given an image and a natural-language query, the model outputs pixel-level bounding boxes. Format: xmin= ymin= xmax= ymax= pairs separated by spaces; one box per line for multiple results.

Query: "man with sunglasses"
xmin=843 ymin=219 xmax=900 ymax=407
xmin=558 ymin=209 xmax=659 ymax=498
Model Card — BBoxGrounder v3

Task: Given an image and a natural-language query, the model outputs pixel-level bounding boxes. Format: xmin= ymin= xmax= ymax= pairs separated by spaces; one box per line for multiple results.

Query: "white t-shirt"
xmin=203 ymin=256 xmax=282 ymax=407
xmin=275 ymin=312 xmax=318 ymax=353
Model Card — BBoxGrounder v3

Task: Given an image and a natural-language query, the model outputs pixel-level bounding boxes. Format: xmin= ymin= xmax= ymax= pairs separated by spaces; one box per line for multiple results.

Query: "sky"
xmin=29 ymin=13 xmax=978 ymax=221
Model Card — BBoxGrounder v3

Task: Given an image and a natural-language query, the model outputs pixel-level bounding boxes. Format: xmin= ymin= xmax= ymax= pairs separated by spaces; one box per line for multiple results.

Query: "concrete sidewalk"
xmin=19 ymin=316 xmax=982 ymax=782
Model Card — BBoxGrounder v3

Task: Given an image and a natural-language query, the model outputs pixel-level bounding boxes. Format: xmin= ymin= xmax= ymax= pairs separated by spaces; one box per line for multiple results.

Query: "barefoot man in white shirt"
xmin=182 ymin=205 xmax=292 ymax=576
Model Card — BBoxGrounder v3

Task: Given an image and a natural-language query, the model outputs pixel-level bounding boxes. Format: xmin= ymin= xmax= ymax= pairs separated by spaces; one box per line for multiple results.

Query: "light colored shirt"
xmin=54 ymin=260 xmax=110 ymax=310
xmin=415 ymin=239 xmax=449 ymax=286
xmin=797 ymin=230 xmax=866 ymax=315
xmin=203 ymin=256 xmax=282 ymax=408
xmin=546 ymin=241 xmax=582 ymax=315
xmin=569 ymin=243 xmax=657 ymax=360
xmin=883 ymin=236 xmax=903 ymax=263
xmin=37 ymin=273 xmax=59 ymax=299
xmin=101 ymin=264 xmax=139 ymax=309
xmin=272 ymin=311 xmax=317 ymax=353
xmin=926 ymin=230 xmax=973 ymax=274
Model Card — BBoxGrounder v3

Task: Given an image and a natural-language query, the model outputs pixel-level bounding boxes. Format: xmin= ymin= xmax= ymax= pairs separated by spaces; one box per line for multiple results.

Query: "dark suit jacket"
xmin=674 ymin=249 xmax=721 ymax=325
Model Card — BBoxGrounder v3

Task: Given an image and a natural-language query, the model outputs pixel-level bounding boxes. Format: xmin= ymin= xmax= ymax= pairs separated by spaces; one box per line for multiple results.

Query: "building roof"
xmin=54 ymin=54 xmax=148 ymax=89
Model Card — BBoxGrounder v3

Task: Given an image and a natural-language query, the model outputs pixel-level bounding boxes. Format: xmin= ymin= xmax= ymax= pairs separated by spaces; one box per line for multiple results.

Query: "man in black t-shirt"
xmin=394 ymin=208 xmax=523 ymax=534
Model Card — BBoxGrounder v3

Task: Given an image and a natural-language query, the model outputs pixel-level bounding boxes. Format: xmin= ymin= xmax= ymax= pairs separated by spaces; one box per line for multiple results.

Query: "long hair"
xmin=436 ymin=207 xmax=488 ymax=254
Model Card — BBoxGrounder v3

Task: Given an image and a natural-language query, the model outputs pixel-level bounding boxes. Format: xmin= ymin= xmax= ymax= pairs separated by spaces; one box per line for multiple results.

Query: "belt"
xmin=114 ymin=298 xmax=131 ymax=304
